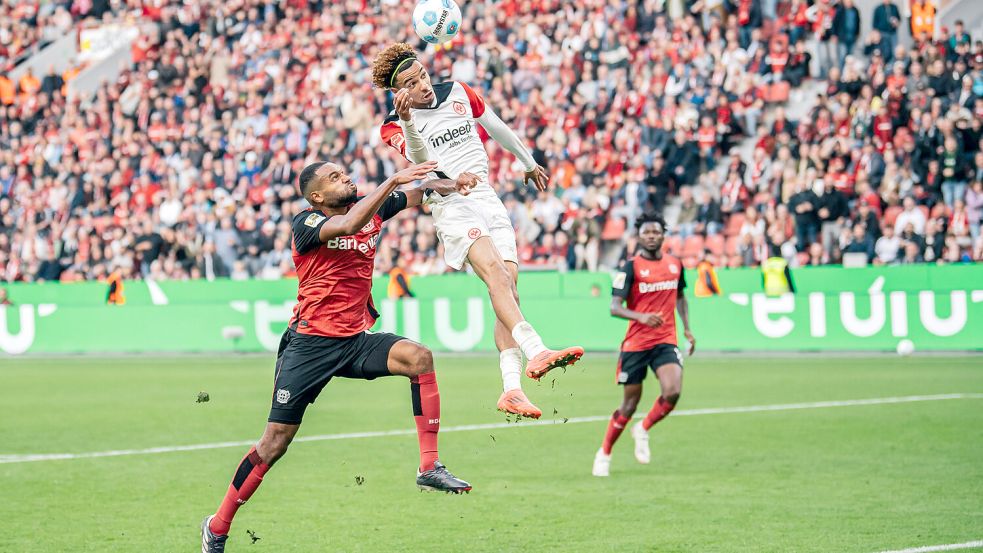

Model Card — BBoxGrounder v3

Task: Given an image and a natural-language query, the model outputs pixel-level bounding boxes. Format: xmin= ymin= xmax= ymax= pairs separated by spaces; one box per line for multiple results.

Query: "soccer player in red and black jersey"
xmin=201 ymin=160 xmax=479 ymax=552
xmin=592 ymin=213 xmax=696 ymax=477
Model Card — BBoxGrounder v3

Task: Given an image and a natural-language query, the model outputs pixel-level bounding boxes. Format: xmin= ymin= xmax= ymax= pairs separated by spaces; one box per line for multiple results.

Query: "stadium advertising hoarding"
xmin=0 ymin=265 xmax=980 ymax=355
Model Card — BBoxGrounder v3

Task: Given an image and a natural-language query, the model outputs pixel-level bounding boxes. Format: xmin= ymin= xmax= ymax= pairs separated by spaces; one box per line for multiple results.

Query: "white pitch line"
xmin=875 ymin=540 xmax=983 ymax=553
xmin=1 ymin=393 xmax=980 ymax=465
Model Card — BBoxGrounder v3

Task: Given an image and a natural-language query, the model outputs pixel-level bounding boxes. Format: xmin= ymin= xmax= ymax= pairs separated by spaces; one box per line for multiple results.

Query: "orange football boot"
xmin=524 ymin=347 xmax=585 ymax=381
xmin=496 ymin=389 xmax=543 ymax=419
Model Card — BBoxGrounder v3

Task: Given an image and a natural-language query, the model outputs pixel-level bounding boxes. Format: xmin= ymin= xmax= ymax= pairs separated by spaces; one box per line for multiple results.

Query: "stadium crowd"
xmin=0 ymin=0 xmax=980 ymax=285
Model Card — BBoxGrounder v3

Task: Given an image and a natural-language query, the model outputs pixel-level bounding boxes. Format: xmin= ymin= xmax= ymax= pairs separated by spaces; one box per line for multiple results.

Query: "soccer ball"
xmin=896 ymin=339 xmax=915 ymax=356
xmin=412 ymin=0 xmax=462 ymax=45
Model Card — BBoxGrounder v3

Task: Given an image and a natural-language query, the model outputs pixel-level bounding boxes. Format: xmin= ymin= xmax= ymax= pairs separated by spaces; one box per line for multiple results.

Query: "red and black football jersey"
xmin=612 ymin=254 xmax=686 ymax=352
xmin=288 ymin=192 xmax=407 ymax=337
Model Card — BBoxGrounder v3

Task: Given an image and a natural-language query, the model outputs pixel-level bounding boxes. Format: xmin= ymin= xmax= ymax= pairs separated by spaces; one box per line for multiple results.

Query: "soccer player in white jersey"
xmin=371 ymin=43 xmax=583 ymax=419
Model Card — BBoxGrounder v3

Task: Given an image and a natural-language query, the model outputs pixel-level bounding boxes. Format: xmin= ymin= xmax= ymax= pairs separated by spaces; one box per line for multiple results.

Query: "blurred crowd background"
xmin=0 ymin=0 xmax=981 ymax=285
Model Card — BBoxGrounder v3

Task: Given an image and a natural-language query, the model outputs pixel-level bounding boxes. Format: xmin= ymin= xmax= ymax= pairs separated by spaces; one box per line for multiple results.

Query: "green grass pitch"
xmin=1 ymin=354 xmax=981 ymax=552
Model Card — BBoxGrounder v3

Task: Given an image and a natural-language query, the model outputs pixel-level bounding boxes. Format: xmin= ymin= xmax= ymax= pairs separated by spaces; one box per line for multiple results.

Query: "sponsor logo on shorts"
xmin=452 ymin=101 xmax=467 ymax=115
xmin=618 ymin=371 xmax=629 ymax=383
xmin=468 ymin=228 xmax=481 ymax=239
xmin=276 ymin=389 xmax=291 ymax=404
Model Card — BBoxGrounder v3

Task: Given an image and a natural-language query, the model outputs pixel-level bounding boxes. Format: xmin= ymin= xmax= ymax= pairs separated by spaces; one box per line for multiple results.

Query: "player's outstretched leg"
xmin=202 ymin=422 xmax=297 ymax=551
xmin=387 ymin=339 xmax=472 ymax=493
xmin=594 ymin=383 xmax=642 ymax=477
xmin=631 ymin=362 xmax=682 ymax=464
xmin=468 ymin=238 xmax=583 ymax=382
xmin=492 ymin=261 xmax=542 ymax=418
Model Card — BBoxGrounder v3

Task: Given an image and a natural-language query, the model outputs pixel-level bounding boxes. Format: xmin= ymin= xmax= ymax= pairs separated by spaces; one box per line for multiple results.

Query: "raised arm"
xmin=319 ymin=161 xmax=437 ymax=241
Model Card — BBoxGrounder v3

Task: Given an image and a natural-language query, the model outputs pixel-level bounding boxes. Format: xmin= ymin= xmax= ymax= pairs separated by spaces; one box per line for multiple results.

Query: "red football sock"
xmin=642 ymin=396 xmax=676 ymax=431
xmin=209 ymin=447 xmax=270 ymax=536
xmin=601 ymin=410 xmax=631 ymax=455
xmin=411 ymin=371 xmax=440 ymax=472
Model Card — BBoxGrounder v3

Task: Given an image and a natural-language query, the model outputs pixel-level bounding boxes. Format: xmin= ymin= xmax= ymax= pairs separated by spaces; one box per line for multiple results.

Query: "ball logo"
xmin=468 ymin=228 xmax=481 ymax=239
xmin=452 ymin=101 xmax=467 ymax=115
xmin=276 ymin=389 xmax=291 ymax=404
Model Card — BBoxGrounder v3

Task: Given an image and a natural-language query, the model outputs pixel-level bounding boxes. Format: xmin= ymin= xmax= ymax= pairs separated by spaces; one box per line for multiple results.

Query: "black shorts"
xmin=616 ymin=344 xmax=683 ymax=385
xmin=269 ymin=328 xmax=404 ymax=424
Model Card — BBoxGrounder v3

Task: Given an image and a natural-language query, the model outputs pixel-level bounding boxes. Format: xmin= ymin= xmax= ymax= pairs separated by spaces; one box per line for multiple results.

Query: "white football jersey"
xmin=381 ymin=81 xmax=496 ymax=201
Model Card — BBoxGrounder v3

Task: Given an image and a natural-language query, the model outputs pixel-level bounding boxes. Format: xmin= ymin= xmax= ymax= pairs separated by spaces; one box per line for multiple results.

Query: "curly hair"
xmin=371 ymin=42 xmax=418 ymax=89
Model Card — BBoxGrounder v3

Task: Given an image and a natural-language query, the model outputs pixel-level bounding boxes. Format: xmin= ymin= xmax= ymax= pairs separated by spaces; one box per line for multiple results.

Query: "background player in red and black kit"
xmin=201 ymin=159 xmax=479 ymax=552
xmin=592 ymin=213 xmax=696 ymax=477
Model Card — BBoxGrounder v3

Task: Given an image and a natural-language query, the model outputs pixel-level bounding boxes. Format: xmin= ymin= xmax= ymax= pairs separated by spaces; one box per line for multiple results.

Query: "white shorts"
xmin=429 ymin=192 xmax=518 ymax=270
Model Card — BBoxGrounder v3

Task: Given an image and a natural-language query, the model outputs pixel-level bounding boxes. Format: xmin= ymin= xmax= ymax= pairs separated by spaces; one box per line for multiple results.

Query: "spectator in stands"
xmin=875 ymin=225 xmax=902 ymax=265
xmin=894 ymin=197 xmax=927 ymax=235
xmin=789 ymin=181 xmax=820 ymax=252
xmin=871 ymin=0 xmax=902 ymax=60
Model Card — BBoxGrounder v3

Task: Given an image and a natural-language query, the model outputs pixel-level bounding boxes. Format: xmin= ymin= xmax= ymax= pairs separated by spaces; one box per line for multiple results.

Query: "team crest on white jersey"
xmin=452 ymin=101 xmax=467 ymax=115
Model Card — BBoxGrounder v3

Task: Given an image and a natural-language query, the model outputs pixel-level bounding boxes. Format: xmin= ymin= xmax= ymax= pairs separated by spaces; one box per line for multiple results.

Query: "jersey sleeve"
xmin=378 ymin=191 xmax=408 ymax=221
xmin=612 ymin=259 xmax=635 ymax=299
xmin=677 ymin=264 xmax=687 ymax=297
xmin=380 ymin=118 xmax=407 ymax=158
xmin=292 ymin=211 xmax=330 ymax=255
xmin=459 ymin=82 xmax=486 ymax=118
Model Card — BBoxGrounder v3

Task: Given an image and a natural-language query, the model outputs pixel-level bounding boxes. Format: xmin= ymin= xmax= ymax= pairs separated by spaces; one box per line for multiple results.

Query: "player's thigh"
xmin=617 ymin=350 xmax=649 ymax=385
xmin=483 ymin=198 xmax=519 ymax=267
xmin=650 ymin=345 xmax=684 ymax=394
xmin=432 ymin=200 xmax=490 ymax=271
xmin=269 ymin=332 xmax=346 ymax=425
xmin=466 ymin=236 xmax=513 ymax=288
xmin=343 ymin=331 xmax=428 ymax=379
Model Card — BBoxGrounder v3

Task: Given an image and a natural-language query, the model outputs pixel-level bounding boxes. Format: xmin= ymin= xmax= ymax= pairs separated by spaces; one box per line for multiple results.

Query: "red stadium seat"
xmin=883 ymin=206 xmax=903 ymax=228
xmin=728 ymin=256 xmax=743 ymax=268
xmin=725 ymin=236 xmax=740 ymax=255
xmin=663 ymin=235 xmax=682 ymax=255
xmin=601 ymin=217 xmax=626 ymax=240
xmin=682 ymin=235 xmax=705 ymax=258
xmin=705 ymin=234 xmax=725 ymax=256
xmin=724 ymin=213 xmax=746 ymax=237
xmin=682 ymin=256 xmax=699 ymax=269
xmin=930 ymin=204 xmax=951 ymax=219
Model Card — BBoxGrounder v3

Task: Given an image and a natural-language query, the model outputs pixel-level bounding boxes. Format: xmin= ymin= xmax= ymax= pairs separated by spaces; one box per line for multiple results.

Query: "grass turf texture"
xmin=1 ymin=354 xmax=981 ymax=553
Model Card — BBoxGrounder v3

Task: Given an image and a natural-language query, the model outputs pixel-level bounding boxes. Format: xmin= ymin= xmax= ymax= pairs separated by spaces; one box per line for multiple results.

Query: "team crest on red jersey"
xmin=452 ymin=101 xmax=467 ymax=115
xmin=361 ymin=220 xmax=376 ymax=233
xmin=389 ymin=133 xmax=405 ymax=150
xmin=668 ymin=264 xmax=678 ymax=274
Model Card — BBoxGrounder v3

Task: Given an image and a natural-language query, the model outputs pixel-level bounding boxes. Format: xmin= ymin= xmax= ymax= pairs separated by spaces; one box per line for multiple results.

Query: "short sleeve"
xmin=612 ymin=259 xmax=635 ymax=299
xmin=292 ymin=210 xmax=329 ymax=254
xmin=380 ymin=119 xmax=407 ymax=158
xmin=459 ymin=82 xmax=486 ymax=118
xmin=378 ymin=191 xmax=408 ymax=221
xmin=677 ymin=266 xmax=687 ymax=296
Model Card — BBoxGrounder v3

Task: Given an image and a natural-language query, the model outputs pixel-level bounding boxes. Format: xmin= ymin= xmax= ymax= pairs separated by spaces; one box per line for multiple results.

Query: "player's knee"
xmin=408 ymin=346 xmax=434 ymax=376
xmin=259 ymin=430 xmax=293 ymax=461
xmin=664 ymin=390 xmax=681 ymax=405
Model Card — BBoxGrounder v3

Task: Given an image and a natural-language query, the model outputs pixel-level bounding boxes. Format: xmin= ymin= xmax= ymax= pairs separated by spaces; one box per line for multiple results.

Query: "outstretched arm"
xmin=318 ymin=161 xmax=437 ymax=241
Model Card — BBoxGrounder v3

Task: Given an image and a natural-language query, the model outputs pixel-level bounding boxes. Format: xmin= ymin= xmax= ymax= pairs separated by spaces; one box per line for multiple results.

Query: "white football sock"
xmin=499 ymin=348 xmax=523 ymax=392
xmin=510 ymin=321 xmax=547 ymax=359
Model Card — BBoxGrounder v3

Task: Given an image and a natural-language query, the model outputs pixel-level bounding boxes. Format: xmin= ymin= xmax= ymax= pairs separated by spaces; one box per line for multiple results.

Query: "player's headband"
xmin=389 ymin=56 xmax=417 ymax=88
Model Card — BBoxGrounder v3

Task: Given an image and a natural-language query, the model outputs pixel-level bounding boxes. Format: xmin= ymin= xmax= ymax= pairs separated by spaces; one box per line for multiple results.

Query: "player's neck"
xmin=311 ymin=202 xmax=347 ymax=216
xmin=639 ymin=249 xmax=661 ymax=261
